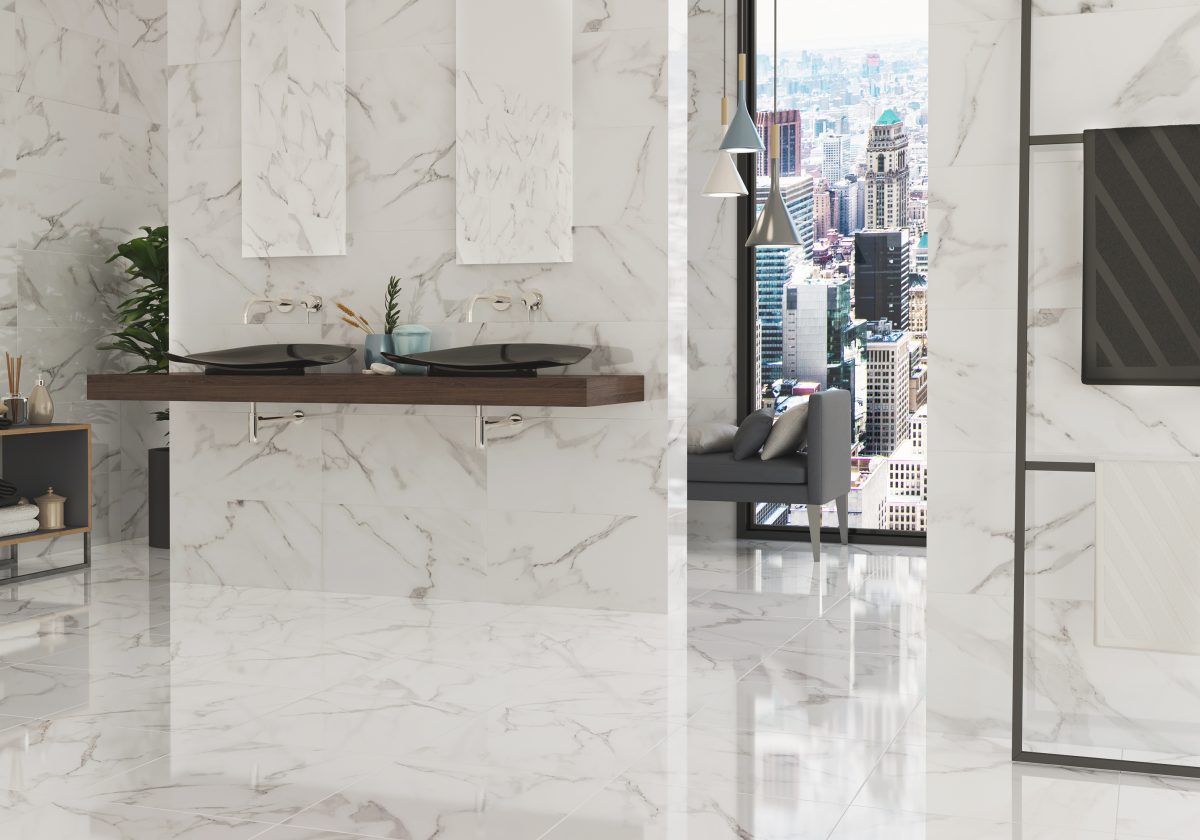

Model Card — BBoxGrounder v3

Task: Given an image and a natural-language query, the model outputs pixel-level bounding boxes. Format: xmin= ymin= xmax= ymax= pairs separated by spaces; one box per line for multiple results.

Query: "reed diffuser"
xmin=4 ymin=353 xmax=26 ymax=426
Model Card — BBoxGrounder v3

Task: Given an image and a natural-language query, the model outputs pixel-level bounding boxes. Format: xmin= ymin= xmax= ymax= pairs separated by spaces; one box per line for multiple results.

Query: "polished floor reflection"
xmin=0 ymin=539 xmax=1186 ymax=838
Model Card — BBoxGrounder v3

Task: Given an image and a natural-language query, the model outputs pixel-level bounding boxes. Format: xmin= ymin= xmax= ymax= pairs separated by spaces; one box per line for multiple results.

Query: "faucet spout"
xmin=464 ymin=290 xmax=513 ymax=323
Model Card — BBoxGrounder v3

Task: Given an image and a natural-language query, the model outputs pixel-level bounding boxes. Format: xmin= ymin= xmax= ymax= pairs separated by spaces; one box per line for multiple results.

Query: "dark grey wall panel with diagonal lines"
xmin=1083 ymin=124 xmax=1200 ymax=385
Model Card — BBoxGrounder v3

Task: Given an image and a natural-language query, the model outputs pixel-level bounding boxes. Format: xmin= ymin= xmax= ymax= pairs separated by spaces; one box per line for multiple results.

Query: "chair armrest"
xmin=805 ymin=389 xmax=851 ymax=505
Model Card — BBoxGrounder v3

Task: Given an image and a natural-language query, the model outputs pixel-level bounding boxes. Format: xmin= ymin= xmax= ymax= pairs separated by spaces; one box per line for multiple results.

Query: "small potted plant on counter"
xmin=103 ymin=225 xmax=169 ymax=548
xmin=339 ymin=276 xmax=430 ymax=374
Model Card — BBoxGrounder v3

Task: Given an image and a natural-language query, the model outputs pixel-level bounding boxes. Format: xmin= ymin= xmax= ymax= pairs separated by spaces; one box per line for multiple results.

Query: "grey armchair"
xmin=687 ymin=388 xmax=852 ymax=562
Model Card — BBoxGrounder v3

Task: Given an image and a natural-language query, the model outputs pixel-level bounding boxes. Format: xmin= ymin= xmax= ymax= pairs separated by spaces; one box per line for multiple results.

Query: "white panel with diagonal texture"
xmin=1096 ymin=461 xmax=1200 ymax=654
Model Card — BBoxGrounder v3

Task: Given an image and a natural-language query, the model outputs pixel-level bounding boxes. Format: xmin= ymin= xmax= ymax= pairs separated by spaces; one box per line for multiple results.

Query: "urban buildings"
xmin=780 ymin=268 xmax=858 ymax=394
xmin=864 ymin=108 xmax=910 ymax=230
xmin=755 ymin=109 xmax=803 ymax=177
xmin=821 ymin=133 xmax=849 ymax=182
xmin=864 ymin=319 xmax=912 ymax=456
xmin=853 ymin=229 xmax=911 ymax=329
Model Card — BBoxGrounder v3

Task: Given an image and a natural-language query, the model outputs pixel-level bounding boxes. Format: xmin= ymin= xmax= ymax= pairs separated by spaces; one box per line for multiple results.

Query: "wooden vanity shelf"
xmin=86 ymin=373 xmax=645 ymax=408
xmin=0 ymin=424 xmax=92 ymax=585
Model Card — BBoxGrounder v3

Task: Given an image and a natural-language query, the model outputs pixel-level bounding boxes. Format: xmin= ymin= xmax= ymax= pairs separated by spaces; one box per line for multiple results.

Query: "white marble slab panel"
xmin=117 ymin=115 xmax=164 ymax=191
xmin=11 ymin=94 xmax=119 ymax=184
xmin=1096 ymin=460 xmax=1200 ymax=653
xmin=1032 ymin=6 xmax=1200 ymax=135
xmin=1028 ymin=308 xmax=1200 ymax=461
xmin=927 ymin=165 xmax=1018 ymax=310
xmin=241 ymin=0 xmax=346 ymax=257
xmin=929 ymin=19 xmax=1020 ymax=168
xmin=167 ymin=0 xmax=238 ymax=66
xmin=455 ymin=0 xmax=573 ymax=264
xmin=13 ymin=15 xmax=118 ymax=112
xmin=16 ymin=0 xmax=119 ymax=41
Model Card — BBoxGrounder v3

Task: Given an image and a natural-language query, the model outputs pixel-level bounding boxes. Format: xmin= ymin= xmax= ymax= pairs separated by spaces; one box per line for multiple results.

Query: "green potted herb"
xmin=339 ymin=276 xmax=430 ymax=373
xmin=103 ymin=225 xmax=170 ymax=548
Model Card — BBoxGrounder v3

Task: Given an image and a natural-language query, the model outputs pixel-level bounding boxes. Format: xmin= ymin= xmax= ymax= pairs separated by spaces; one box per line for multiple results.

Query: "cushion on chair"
xmin=731 ymin=409 xmax=775 ymax=460
xmin=687 ymin=423 xmax=738 ymax=454
xmin=688 ymin=452 xmax=807 ymax=484
xmin=760 ymin=400 xmax=809 ymax=460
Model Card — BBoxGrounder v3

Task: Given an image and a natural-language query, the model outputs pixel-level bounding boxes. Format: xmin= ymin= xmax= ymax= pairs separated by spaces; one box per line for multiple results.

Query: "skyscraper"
xmin=864 ymin=109 xmax=909 ymax=230
xmin=755 ymin=110 xmax=802 ymax=178
xmin=853 ymin=229 xmax=911 ymax=330
xmin=753 ymin=175 xmax=815 ymax=389
xmin=781 ymin=269 xmax=858 ymax=394
xmin=863 ymin=320 xmax=912 ymax=456
xmin=821 ymin=133 xmax=847 ymax=182
xmin=812 ymin=179 xmax=832 ymax=238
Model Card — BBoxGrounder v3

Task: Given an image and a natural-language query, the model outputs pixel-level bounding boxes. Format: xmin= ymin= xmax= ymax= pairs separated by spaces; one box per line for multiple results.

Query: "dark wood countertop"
xmin=86 ymin=373 xmax=645 ymax=408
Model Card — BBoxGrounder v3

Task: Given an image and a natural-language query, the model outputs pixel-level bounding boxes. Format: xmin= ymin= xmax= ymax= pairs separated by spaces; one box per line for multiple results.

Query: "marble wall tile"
xmin=345 ymin=0 xmax=452 ymax=50
xmin=932 ymin=0 xmax=1022 ymax=23
xmin=456 ymin=0 xmax=572 ymax=264
xmin=0 ymin=248 xmax=19 ymax=325
xmin=926 ymin=307 xmax=1017 ymax=452
xmin=322 ymin=414 xmax=486 ymax=510
xmin=0 ymin=13 xmax=16 ymax=91
xmin=15 ymin=0 xmax=119 ymax=41
xmin=12 ymin=94 xmax=119 ymax=183
xmin=346 ymin=45 xmax=454 ymax=234
xmin=1029 ymin=148 xmax=1083 ymax=311
xmin=687 ymin=328 xmax=737 ymax=401
xmin=926 ymin=164 xmax=1018 ymax=309
xmin=118 ymin=0 xmax=165 ymax=52
xmin=927 ymin=451 xmax=1015 ymax=596
xmin=321 ymin=503 xmax=487 ymax=600
xmin=14 ymin=14 xmax=118 ymax=112
xmin=926 ymin=592 xmax=1013 ymax=737
xmin=1028 ymin=308 xmax=1200 ymax=460
xmin=117 ymin=115 xmax=163 ymax=192
xmin=1031 ymin=6 xmax=1200 ymax=135
xmin=2 ymin=172 xmax=162 ymax=255
xmin=241 ymin=0 xmax=346 ymax=258
xmin=168 ymin=149 xmax=240 ymax=240
xmin=171 ymin=409 xmax=324 ymax=503
xmin=118 ymin=45 xmax=164 ymax=124
xmin=487 ymin=418 xmax=667 ymax=516
xmin=1026 ymin=469 xmax=1095 ymax=601
xmin=928 ymin=20 xmax=1020 ymax=168
xmin=16 ymin=247 xmax=122 ymax=327
xmin=575 ymin=28 xmax=670 ymax=129
xmin=166 ymin=0 xmax=237 ymax=66
xmin=485 ymin=510 xmax=667 ymax=610
xmin=166 ymin=60 xmax=239 ymax=153
xmin=172 ymin=496 xmax=324 ymax=589
xmin=575 ymin=126 xmax=664 ymax=229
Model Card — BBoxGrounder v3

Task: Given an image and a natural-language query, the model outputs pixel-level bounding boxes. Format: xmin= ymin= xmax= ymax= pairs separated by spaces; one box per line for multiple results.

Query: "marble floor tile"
xmin=0 ymin=537 xmax=1146 ymax=839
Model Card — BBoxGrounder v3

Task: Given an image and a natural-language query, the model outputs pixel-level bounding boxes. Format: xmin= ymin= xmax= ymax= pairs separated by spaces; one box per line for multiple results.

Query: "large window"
xmin=740 ymin=0 xmax=928 ymax=542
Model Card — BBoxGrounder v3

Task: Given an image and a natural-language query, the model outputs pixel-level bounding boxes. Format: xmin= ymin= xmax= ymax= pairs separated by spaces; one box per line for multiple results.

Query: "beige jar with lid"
xmin=34 ymin=487 xmax=65 ymax=530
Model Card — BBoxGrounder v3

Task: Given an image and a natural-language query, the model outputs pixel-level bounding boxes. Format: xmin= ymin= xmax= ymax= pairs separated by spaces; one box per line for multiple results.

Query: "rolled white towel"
xmin=0 ymin=519 xmax=38 ymax=538
xmin=0 ymin=504 xmax=39 ymax=525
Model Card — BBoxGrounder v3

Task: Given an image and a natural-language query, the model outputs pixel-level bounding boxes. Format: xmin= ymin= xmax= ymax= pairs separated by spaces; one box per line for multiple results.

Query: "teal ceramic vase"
xmin=390 ymin=325 xmax=432 ymax=375
xmin=363 ymin=334 xmax=395 ymax=369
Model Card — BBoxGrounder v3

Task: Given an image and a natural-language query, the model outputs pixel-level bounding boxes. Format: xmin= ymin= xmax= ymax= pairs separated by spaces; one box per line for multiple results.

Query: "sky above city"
xmin=759 ymin=0 xmax=928 ymax=49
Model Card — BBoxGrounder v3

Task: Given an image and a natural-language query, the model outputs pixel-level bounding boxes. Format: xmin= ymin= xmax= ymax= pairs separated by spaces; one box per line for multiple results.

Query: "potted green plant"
xmin=103 ymin=225 xmax=169 ymax=548
xmin=339 ymin=276 xmax=430 ymax=373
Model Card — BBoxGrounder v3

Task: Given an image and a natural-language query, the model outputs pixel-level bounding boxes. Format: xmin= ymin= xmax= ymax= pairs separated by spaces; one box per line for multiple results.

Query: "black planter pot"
xmin=148 ymin=446 xmax=169 ymax=549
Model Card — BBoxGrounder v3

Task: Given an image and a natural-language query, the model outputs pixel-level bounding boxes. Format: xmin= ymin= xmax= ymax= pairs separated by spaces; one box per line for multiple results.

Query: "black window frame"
xmin=733 ymin=0 xmax=927 ymax=548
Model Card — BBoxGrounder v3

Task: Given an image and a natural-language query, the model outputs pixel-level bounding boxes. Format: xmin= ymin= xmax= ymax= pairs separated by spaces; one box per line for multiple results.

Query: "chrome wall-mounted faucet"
xmin=243 ymin=294 xmax=324 ymax=324
xmin=464 ymin=289 xmax=544 ymax=323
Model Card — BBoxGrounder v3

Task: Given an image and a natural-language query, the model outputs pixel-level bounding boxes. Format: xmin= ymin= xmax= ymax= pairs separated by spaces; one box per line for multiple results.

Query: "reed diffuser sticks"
xmin=5 ymin=353 xmax=22 ymax=396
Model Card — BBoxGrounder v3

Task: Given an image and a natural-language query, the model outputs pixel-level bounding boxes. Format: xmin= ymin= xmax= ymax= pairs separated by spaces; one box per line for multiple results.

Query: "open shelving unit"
xmin=0 ymin=424 xmax=92 ymax=585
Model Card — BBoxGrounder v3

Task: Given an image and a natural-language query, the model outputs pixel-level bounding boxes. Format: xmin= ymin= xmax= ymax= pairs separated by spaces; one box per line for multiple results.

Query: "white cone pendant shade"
xmin=704 ymin=97 xmax=748 ymax=197
xmin=704 ymin=151 xmax=748 ymax=197
xmin=720 ymin=55 xmax=764 ymax=154
xmin=747 ymin=126 xmax=802 ymax=247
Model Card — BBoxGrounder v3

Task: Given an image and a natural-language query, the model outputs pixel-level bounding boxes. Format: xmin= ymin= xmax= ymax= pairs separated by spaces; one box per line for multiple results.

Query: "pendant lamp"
xmin=704 ymin=96 xmax=749 ymax=197
xmin=746 ymin=0 xmax=801 ymax=247
xmin=719 ymin=4 xmax=763 ymax=156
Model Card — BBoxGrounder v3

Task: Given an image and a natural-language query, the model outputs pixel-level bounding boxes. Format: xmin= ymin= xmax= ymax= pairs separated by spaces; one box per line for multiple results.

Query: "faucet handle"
xmin=300 ymin=294 xmax=323 ymax=323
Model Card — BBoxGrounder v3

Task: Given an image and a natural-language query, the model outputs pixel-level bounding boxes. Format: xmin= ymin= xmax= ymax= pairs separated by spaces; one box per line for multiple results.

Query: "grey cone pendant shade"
xmin=746 ymin=125 xmax=802 ymax=247
xmin=719 ymin=55 xmax=764 ymax=154
xmin=704 ymin=97 xmax=749 ymax=197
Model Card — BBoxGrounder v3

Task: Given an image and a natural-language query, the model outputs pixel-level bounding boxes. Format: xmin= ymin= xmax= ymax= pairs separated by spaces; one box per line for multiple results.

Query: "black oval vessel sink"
xmin=167 ymin=344 xmax=355 ymax=375
xmin=383 ymin=343 xmax=592 ymax=377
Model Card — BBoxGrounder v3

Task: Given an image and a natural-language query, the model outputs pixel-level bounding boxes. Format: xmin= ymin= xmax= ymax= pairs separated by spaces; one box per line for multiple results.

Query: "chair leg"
xmin=835 ymin=494 xmax=849 ymax=545
xmin=807 ymin=504 xmax=822 ymax=563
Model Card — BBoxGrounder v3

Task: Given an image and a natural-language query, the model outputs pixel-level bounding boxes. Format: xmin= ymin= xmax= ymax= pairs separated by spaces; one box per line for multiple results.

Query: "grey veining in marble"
xmin=241 ymin=0 xmax=346 ymax=257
